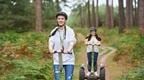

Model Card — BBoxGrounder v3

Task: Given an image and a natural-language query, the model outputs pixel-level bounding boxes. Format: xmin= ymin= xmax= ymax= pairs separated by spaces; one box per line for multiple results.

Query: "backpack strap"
xmin=49 ymin=27 xmax=59 ymax=37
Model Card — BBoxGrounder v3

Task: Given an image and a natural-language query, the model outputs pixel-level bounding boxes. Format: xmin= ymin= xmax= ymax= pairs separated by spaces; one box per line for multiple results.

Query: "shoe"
xmin=94 ymin=72 xmax=98 ymax=76
xmin=86 ymin=72 xmax=91 ymax=76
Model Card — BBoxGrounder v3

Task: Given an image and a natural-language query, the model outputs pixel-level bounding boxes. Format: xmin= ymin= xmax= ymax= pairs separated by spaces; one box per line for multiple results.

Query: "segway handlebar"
xmin=86 ymin=43 xmax=100 ymax=46
xmin=53 ymin=51 xmax=72 ymax=54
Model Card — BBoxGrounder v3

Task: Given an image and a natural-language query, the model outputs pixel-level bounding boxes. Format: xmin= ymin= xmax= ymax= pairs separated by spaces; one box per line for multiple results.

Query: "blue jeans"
xmin=87 ymin=52 xmax=98 ymax=72
xmin=53 ymin=65 xmax=74 ymax=80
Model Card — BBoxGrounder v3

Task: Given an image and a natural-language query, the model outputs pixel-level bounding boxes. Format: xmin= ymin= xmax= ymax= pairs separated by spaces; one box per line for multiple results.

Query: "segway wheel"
xmin=100 ymin=67 xmax=105 ymax=80
xmin=79 ymin=67 xmax=85 ymax=80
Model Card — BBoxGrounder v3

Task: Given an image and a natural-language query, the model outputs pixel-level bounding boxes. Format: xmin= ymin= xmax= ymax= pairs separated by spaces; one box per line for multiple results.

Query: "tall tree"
xmin=118 ymin=0 xmax=125 ymax=33
xmin=138 ymin=0 xmax=144 ymax=35
xmin=106 ymin=0 xmax=114 ymax=28
xmin=0 ymin=0 xmax=33 ymax=32
xmin=96 ymin=0 xmax=99 ymax=27
xmin=134 ymin=0 xmax=139 ymax=26
xmin=126 ymin=0 xmax=133 ymax=28
xmin=56 ymin=0 xmax=61 ymax=12
xmin=80 ymin=4 xmax=84 ymax=27
xmin=92 ymin=0 xmax=96 ymax=28
xmin=87 ymin=0 xmax=91 ymax=27
xmin=34 ymin=0 xmax=43 ymax=32
xmin=81 ymin=1 xmax=87 ymax=27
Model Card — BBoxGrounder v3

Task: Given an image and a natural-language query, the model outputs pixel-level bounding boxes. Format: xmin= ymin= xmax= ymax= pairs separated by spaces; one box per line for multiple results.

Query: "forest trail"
xmin=73 ymin=33 xmax=117 ymax=80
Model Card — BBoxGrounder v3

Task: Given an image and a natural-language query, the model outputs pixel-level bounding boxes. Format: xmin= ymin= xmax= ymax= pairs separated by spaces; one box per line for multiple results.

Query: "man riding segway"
xmin=49 ymin=12 xmax=76 ymax=80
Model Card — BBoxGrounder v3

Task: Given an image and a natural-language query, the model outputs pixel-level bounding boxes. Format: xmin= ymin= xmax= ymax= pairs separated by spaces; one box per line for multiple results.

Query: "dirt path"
xmin=73 ymin=33 xmax=117 ymax=80
xmin=99 ymin=46 xmax=117 ymax=80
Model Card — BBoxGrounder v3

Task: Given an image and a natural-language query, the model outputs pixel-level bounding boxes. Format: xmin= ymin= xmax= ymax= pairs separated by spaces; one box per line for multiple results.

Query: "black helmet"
xmin=90 ymin=27 xmax=96 ymax=32
xmin=56 ymin=12 xmax=68 ymax=20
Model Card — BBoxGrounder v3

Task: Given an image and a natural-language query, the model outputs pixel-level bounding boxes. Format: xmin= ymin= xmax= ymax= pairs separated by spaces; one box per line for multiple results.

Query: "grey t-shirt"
xmin=49 ymin=26 xmax=76 ymax=65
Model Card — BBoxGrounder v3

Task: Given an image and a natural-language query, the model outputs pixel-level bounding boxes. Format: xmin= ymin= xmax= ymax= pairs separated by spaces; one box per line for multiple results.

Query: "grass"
xmin=106 ymin=51 xmax=134 ymax=80
xmin=0 ymin=28 xmax=87 ymax=80
xmin=0 ymin=27 xmax=143 ymax=80
xmin=96 ymin=27 xmax=144 ymax=80
xmin=0 ymin=31 xmax=53 ymax=80
xmin=119 ymin=66 xmax=144 ymax=80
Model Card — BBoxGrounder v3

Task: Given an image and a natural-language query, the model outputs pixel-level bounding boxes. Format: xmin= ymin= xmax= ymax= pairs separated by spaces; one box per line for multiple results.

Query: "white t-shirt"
xmin=86 ymin=36 xmax=101 ymax=52
xmin=49 ymin=26 xmax=76 ymax=65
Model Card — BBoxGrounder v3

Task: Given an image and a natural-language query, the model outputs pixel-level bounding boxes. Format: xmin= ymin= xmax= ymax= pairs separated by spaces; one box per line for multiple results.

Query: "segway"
xmin=79 ymin=43 xmax=105 ymax=80
xmin=53 ymin=32 xmax=72 ymax=79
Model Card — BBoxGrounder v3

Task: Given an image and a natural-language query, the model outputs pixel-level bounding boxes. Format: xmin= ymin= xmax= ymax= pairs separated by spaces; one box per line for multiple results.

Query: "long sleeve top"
xmin=85 ymin=36 xmax=101 ymax=53
xmin=49 ymin=25 xmax=76 ymax=65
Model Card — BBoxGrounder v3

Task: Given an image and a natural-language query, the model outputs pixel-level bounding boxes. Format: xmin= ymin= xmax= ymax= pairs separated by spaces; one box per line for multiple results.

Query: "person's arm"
xmin=67 ymin=30 xmax=77 ymax=52
xmin=48 ymin=36 xmax=55 ymax=53
xmin=96 ymin=40 xmax=101 ymax=46
xmin=48 ymin=27 xmax=59 ymax=53
xmin=95 ymin=38 xmax=101 ymax=46
xmin=85 ymin=38 xmax=89 ymax=45
xmin=95 ymin=34 xmax=101 ymax=46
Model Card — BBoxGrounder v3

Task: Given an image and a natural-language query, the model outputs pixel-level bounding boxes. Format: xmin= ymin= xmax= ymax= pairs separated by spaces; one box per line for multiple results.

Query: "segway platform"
xmin=79 ymin=64 xmax=105 ymax=80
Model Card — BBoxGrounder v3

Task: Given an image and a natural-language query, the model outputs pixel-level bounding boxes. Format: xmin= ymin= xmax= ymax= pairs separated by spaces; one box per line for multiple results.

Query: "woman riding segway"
xmin=85 ymin=27 xmax=101 ymax=76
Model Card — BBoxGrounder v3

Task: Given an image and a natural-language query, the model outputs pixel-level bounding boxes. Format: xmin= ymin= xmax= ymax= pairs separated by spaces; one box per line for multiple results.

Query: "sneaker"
xmin=86 ymin=72 xmax=91 ymax=76
xmin=94 ymin=72 xmax=98 ymax=76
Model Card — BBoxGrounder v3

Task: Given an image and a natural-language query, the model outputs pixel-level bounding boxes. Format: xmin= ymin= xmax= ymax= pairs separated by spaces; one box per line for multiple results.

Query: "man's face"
xmin=57 ymin=16 xmax=66 ymax=27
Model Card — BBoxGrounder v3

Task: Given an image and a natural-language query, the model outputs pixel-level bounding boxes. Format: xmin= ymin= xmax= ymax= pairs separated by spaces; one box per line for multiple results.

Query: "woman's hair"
xmin=85 ymin=33 xmax=101 ymax=41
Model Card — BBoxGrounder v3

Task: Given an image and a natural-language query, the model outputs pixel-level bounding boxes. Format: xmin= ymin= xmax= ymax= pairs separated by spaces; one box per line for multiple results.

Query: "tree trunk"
xmin=126 ymin=0 xmax=133 ymax=28
xmin=92 ymin=0 xmax=96 ymax=28
xmin=96 ymin=0 xmax=99 ymax=27
xmin=133 ymin=0 xmax=138 ymax=26
xmin=87 ymin=0 xmax=91 ymax=27
xmin=118 ymin=0 xmax=125 ymax=33
xmin=138 ymin=0 xmax=144 ymax=35
xmin=106 ymin=0 xmax=114 ymax=28
xmin=80 ymin=5 xmax=83 ymax=27
xmin=137 ymin=0 xmax=140 ymax=26
xmin=56 ymin=0 xmax=61 ymax=12
xmin=106 ymin=0 xmax=109 ymax=27
xmin=110 ymin=0 xmax=114 ymax=27
xmin=34 ymin=0 xmax=43 ymax=32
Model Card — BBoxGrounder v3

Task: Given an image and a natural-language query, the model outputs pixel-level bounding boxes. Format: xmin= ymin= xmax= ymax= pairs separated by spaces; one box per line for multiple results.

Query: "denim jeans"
xmin=53 ymin=65 xmax=74 ymax=80
xmin=87 ymin=52 xmax=98 ymax=72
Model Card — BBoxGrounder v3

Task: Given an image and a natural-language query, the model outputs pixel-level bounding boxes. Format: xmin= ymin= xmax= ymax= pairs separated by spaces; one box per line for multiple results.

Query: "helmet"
xmin=90 ymin=27 xmax=96 ymax=32
xmin=56 ymin=12 xmax=68 ymax=20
